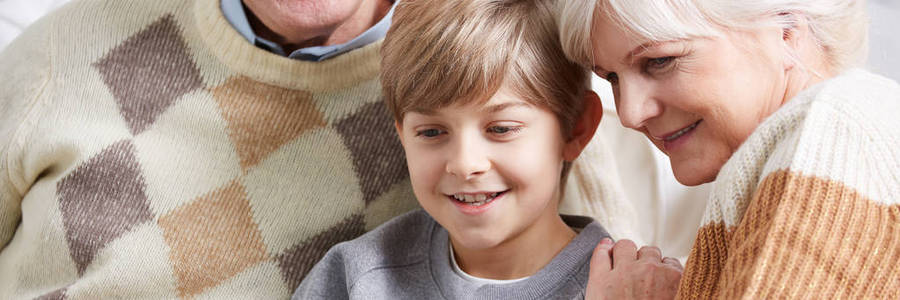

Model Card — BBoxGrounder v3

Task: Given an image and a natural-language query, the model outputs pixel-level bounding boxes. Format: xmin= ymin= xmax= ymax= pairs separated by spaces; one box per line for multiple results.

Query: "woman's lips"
xmin=653 ymin=120 xmax=702 ymax=141
xmin=659 ymin=120 xmax=702 ymax=152
xmin=664 ymin=120 xmax=701 ymax=141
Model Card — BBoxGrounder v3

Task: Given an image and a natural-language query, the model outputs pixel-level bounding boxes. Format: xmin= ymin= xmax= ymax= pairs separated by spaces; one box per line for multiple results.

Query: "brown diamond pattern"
xmin=274 ymin=214 xmax=365 ymax=291
xmin=334 ymin=101 xmax=408 ymax=205
xmin=158 ymin=180 xmax=269 ymax=298
xmin=93 ymin=14 xmax=203 ymax=135
xmin=209 ymin=76 xmax=327 ymax=171
xmin=57 ymin=140 xmax=153 ymax=276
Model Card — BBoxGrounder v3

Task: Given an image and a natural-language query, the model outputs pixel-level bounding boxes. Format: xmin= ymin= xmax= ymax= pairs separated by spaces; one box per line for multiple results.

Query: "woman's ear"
xmin=780 ymin=12 xmax=812 ymax=72
xmin=563 ymin=90 xmax=603 ymax=161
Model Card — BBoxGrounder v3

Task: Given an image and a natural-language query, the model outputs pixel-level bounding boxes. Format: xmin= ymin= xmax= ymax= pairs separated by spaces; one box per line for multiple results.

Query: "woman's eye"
xmin=646 ymin=56 xmax=675 ymax=69
xmin=416 ymin=128 xmax=444 ymax=138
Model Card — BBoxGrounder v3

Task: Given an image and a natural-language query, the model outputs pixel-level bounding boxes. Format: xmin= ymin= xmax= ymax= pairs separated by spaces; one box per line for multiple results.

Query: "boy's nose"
xmin=445 ymin=138 xmax=490 ymax=180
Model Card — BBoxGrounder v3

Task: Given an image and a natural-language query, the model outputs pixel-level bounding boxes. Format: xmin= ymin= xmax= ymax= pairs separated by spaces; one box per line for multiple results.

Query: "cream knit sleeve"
xmin=0 ymin=13 xmax=53 ymax=249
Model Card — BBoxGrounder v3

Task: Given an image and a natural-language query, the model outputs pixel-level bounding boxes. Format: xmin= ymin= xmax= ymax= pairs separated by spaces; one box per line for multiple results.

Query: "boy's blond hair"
xmin=381 ymin=0 xmax=590 ymax=139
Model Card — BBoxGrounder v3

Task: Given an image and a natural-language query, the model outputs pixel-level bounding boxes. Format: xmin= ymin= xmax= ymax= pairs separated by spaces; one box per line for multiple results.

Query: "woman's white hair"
xmin=558 ymin=0 xmax=869 ymax=72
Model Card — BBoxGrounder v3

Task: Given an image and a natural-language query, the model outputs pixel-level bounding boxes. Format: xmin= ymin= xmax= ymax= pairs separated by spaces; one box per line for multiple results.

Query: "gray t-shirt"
xmin=294 ymin=209 xmax=610 ymax=299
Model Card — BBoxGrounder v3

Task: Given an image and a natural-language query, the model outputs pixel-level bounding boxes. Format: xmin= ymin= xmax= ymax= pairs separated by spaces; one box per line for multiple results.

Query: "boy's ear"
xmin=563 ymin=90 xmax=603 ymax=162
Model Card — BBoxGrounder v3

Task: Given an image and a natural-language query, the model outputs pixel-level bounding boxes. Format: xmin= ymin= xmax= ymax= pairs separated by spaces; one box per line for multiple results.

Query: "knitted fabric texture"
xmin=676 ymin=69 xmax=900 ymax=299
xmin=0 ymin=0 xmax=418 ymax=298
xmin=294 ymin=209 xmax=610 ymax=299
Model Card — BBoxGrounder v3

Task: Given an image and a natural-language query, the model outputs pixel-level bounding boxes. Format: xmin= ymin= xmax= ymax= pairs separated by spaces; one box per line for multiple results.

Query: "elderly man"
xmin=0 ymin=0 xmax=417 ymax=298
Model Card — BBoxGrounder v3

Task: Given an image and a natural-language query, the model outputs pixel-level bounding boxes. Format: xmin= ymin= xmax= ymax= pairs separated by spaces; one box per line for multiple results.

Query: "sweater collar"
xmin=193 ymin=0 xmax=382 ymax=92
xmin=219 ymin=0 xmax=396 ymax=62
xmin=428 ymin=215 xmax=607 ymax=299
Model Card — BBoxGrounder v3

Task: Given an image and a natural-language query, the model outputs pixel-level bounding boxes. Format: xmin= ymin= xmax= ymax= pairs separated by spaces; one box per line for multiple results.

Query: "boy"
xmin=294 ymin=0 xmax=607 ymax=298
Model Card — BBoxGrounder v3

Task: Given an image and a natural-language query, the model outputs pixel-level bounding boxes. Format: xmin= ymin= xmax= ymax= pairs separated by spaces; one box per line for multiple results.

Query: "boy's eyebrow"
xmin=483 ymin=102 xmax=531 ymax=114
xmin=407 ymin=102 xmax=530 ymax=116
xmin=408 ymin=108 xmax=438 ymax=116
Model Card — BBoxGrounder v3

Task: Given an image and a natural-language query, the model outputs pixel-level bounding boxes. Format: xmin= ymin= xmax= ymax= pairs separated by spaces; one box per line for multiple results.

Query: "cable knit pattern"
xmin=677 ymin=69 xmax=900 ymax=299
xmin=0 ymin=0 xmax=418 ymax=298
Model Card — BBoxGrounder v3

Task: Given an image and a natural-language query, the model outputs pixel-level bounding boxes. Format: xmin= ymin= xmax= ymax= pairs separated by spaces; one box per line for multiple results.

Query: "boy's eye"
xmin=487 ymin=126 xmax=511 ymax=134
xmin=486 ymin=125 xmax=522 ymax=137
xmin=416 ymin=128 xmax=444 ymax=138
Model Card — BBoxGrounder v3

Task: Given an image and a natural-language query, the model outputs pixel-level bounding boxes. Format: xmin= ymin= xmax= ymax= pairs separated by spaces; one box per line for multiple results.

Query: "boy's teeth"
xmin=452 ymin=192 xmax=503 ymax=204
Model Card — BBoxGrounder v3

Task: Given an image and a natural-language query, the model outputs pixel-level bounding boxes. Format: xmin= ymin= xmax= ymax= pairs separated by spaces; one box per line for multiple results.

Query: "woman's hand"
xmin=585 ymin=239 xmax=683 ymax=300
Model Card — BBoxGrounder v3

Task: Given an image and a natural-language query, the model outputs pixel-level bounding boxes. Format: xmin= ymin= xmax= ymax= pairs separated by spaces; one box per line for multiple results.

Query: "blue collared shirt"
xmin=221 ymin=0 xmax=395 ymax=62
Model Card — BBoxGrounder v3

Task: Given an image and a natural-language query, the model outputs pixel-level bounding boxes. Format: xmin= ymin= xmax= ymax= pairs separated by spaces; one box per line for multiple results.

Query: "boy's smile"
xmin=446 ymin=190 xmax=508 ymax=214
xmin=448 ymin=190 xmax=506 ymax=206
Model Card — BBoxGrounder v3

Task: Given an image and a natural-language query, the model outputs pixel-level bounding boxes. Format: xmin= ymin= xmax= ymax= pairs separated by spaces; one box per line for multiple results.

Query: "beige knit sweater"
xmin=0 ymin=0 xmax=417 ymax=298
xmin=677 ymin=69 xmax=900 ymax=299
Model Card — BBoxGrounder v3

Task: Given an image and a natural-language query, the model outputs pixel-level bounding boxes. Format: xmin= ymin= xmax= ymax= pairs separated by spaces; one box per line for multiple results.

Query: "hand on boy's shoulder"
xmin=585 ymin=239 xmax=682 ymax=300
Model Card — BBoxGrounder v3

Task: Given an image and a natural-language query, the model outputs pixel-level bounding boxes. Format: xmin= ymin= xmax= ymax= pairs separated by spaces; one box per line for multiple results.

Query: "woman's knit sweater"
xmin=677 ymin=69 xmax=900 ymax=299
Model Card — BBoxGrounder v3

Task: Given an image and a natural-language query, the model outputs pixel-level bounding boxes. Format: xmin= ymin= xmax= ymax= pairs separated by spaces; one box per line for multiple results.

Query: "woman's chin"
xmin=672 ymin=166 xmax=717 ymax=186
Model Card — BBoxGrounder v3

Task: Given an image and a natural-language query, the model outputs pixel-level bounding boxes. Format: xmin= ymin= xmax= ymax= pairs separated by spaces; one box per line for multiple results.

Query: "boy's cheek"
xmin=405 ymin=152 xmax=442 ymax=185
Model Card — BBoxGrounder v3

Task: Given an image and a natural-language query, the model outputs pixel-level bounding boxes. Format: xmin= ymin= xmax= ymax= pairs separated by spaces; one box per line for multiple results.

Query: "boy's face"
xmin=396 ymin=88 xmax=569 ymax=251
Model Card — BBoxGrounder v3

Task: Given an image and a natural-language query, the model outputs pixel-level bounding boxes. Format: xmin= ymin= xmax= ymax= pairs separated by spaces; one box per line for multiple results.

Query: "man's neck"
xmin=244 ymin=0 xmax=392 ymax=54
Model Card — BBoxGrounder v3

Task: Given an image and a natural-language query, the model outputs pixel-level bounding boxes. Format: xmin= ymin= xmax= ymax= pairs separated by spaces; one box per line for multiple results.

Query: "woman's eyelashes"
xmin=644 ymin=45 xmax=693 ymax=75
xmin=598 ymin=56 xmax=678 ymax=85
xmin=645 ymin=56 xmax=676 ymax=71
xmin=643 ymin=53 xmax=688 ymax=77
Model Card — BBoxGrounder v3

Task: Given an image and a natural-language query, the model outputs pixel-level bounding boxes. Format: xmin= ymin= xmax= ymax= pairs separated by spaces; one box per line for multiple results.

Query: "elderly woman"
xmin=560 ymin=0 xmax=900 ymax=298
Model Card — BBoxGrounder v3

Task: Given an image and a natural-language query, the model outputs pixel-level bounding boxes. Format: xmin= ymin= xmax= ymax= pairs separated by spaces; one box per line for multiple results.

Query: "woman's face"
xmin=589 ymin=15 xmax=791 ymax=185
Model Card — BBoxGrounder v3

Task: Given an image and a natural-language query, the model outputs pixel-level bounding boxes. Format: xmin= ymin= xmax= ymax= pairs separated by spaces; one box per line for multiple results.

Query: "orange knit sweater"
xmin=677 ymin=69 xmax=900 ymax=299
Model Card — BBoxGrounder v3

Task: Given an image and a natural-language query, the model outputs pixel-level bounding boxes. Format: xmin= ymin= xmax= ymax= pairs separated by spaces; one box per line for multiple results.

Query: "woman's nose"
xmin=616 ymin=78 xmax=663 ymax=130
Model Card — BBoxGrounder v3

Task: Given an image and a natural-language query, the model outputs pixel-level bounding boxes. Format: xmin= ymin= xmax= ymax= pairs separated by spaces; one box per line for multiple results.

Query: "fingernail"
xmin=600 ymin=238 xmax=613 ymax=246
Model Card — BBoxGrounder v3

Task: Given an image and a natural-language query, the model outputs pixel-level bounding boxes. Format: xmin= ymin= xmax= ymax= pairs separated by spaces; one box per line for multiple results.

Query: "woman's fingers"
xmin=637 ymin=245 xmax=663 ymax=262
xmin=586 ymin=241 xmax=683 ymax=300
xmin=662 ymin=256 xmax=684 ymax=272
xmin=612 ymin=239 xmax=638 ymax=269
xmin=586 ymin=238 xmax=615 ymax=299
xmin=589 ymin=238 xmax=615 ymax=273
